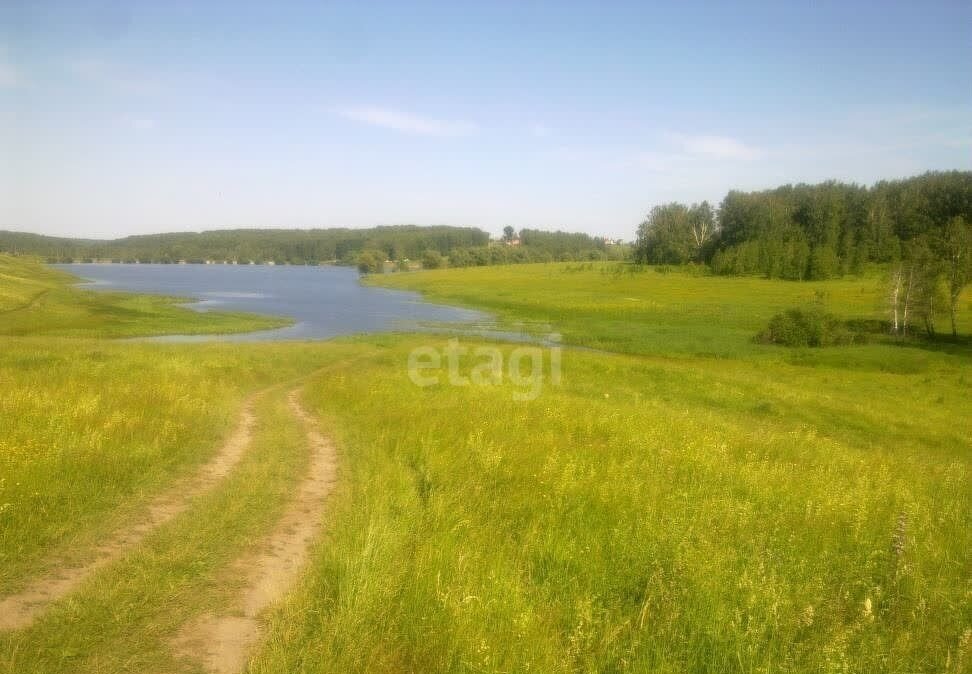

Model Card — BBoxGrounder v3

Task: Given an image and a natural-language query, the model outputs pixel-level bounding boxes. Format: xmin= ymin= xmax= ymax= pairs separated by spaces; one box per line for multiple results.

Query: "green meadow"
xmin=368 ymin=262 xmax=972 ymax=358
xmin=0 ymin=255 xmax=969 ymax=673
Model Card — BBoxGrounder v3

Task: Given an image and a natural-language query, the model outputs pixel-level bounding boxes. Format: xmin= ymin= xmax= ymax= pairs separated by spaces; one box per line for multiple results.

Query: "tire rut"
xmin=0 ymin=393 xmax=261 ymax=631
xmin=172 ymin=389 xmax=336 ymax=674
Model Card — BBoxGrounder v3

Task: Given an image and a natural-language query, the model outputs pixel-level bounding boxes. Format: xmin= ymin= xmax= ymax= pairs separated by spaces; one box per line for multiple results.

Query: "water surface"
xmin=57 ymin=263 xmax=492 ymax=341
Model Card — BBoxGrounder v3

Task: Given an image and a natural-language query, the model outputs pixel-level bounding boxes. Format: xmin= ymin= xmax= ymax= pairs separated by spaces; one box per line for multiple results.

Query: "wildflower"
xmin=862 ymin=597 xmax=873 ymax=621
xmin=891 ymin=511 xmax=908 ymax=559
xmin=952 ymin=627 xmax=971 ymax=671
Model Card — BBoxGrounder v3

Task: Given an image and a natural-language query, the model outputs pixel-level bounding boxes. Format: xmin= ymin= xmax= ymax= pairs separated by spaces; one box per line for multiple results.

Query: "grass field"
xmin=0 ymin=256 xmax=969 ymax=673
xmin=368 ymin=262 xmax=972 ymax=359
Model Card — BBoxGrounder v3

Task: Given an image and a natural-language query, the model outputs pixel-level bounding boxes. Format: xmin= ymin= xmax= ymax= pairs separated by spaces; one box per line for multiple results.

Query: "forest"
xmin=635 ymin=171 xmax=972 ymax=337
xmin=0 ymin=225 xmax=625 ymax=268
xmin=0 ymin=225 xmax=490 ymax=266
xmin=636 ymin=171 xmax=972 ymax=279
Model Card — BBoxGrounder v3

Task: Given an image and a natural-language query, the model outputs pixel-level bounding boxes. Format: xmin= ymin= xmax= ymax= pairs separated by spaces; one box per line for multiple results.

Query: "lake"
xmin=56 ymin=263 xmax=492 ymax=341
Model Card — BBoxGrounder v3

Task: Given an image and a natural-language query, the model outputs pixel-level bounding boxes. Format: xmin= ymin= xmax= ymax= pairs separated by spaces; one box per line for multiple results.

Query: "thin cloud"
xmin=131 ymin=118 xmax=157 ymax=131
xmin=830 ymin=103 xmax=972 ymax=153
xmin=630 ymin=151 xmax=682 ymax=173
xmin=669 ymin=133 xmax=763 ymax=160
xmin=0 ymin=47 xmax=19 ymax=88
xmin=844 ymin=102 xmax=972 ymax=128
xmin=337 ymin=105 xmax=477 ymax=137
xmin=532 ymin=123 xmax=552 ymax=138
xmin=0 ymin=62 xmax=18 ymax=88
xmin=68 ymin=57 xmax=158 ymax=95
xmin=550 ymin=146 xmax=586 ymax=162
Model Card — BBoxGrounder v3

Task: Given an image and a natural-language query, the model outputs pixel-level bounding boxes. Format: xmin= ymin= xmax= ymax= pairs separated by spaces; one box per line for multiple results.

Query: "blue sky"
xmin=1 ymin=0 xmax=970 ymax=240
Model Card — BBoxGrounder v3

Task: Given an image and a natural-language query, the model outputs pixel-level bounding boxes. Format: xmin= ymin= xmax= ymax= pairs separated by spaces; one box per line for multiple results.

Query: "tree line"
xmin=1 ymin=225 xmax=628 ymax=270
xmin=356 ymin=228 xmax=629 ymax=272
xmin=637 ymin=171 xmax=971 ymax=276
xmin=635 ymin=170 xmax=972 ymax=336
xmin=0 ymin=226 xmax=489 ymax=266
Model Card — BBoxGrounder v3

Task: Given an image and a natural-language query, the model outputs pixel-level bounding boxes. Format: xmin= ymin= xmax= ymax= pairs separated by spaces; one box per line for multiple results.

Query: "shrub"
xmin=421 ymin=249 xmax=444 ymax=269
xmin=757 ymin=305 xmax=858 ymax=347
xmin=356 ymin=250 xmax=384 ymax=274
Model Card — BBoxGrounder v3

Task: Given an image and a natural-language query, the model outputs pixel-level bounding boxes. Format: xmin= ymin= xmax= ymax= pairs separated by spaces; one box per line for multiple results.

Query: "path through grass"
xmin=1 ymin=257 xmax=969 ymax=672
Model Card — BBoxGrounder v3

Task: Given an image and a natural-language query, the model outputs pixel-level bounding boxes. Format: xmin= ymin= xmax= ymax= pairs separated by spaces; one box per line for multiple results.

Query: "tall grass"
xmin=1 ymin=257 xmax=968 ymax=672
xmin=1 ymin=387 xmax=313 ymax=673
xmin=252 ymin=337 xmax=970 ymax=673
xmin=0 ymin=339 xmax=341 ymax=593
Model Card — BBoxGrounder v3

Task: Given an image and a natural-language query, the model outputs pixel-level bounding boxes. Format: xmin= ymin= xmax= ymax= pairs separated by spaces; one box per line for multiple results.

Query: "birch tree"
xmin=888 ymin=265 xmax=903 ymax=334
xmin=689 ymin=201 xmax=716 ymax=259
xmin=938 ymin=216 xmax=972 ymax=338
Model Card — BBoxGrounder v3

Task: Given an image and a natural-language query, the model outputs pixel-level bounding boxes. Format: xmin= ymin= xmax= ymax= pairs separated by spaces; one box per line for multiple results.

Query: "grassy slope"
xmin=0 ymin=255 xmax=307 ymax=592
xmin=0 ymin=338 xmax=349 ymax=594
xmin=367 ymin=263 xmax=972 ymax=358
xmin=0 ymin=254 xmax=291 ymax=337
xmin=1 ymin=258 xmax=969 ymax=673
xmin=3 ymin=387 xmax=313 ymax=673
xmin=253 ymin=337 xmax=970 ymax=673
xmin=253 ymin=264 xmax=968 ymax=672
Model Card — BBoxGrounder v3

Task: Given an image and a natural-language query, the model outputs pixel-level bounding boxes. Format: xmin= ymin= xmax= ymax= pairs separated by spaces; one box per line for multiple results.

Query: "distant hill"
xmin=0 ymin=225 xmax=630 ymax=267
xmin=0 ymin=226 xmax=491 ymax=265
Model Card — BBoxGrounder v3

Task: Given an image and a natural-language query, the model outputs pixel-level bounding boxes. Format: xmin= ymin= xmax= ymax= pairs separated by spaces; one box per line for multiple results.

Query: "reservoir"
xmin=56 ymin=263 xmax=490 ymax=341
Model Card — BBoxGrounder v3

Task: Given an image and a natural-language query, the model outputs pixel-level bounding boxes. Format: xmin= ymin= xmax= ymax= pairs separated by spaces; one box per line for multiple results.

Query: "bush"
xmin=421 ymin=250 xmax=444 ymax=269
xmin=757 ymin=305 xmax=858 ymax=347
xmin=357 ymin=250 xmax=384 ymax=274
xmin=448 ymin=248 xmax=472 ymax=268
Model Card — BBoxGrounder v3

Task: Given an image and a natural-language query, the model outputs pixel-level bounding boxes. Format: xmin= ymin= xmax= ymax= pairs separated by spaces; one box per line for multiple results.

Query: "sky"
xmin=1 ymin=0 xmax=970 ymax=240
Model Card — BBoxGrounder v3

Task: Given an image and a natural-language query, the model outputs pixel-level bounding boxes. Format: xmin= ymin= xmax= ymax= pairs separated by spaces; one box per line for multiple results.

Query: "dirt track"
xmin=0 ymin=393 xmax=260 ymax=631
xmin=172 ymin=389 xmax=337 ymax=673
